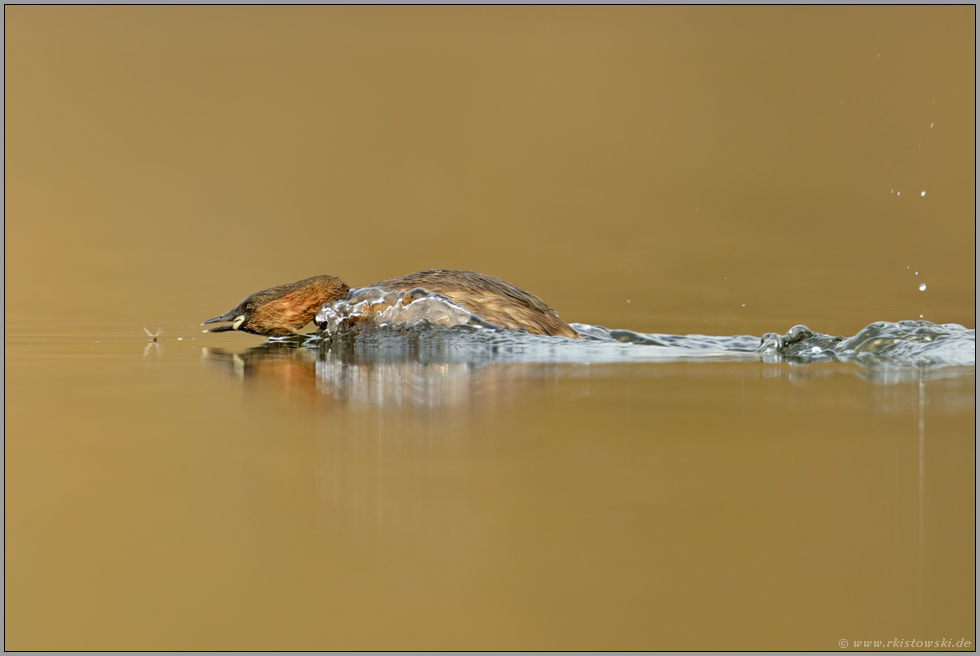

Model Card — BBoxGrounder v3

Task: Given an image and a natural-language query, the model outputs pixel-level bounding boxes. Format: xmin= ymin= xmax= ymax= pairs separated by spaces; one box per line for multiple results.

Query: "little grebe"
xmin=202 ymin=270 xmax=580 ymax=339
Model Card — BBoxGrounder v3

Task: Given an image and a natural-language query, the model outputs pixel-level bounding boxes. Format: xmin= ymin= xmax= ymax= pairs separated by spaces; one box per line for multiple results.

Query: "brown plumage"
xmin=371 ymin=270 xmax=579 ymax=338
xmin=202 ymin=270 xmax=579 ymax=339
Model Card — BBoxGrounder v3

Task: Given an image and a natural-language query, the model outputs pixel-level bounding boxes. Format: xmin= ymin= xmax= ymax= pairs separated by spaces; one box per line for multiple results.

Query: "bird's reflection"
xmin=201 ymin=332 xmax=562 ymax=411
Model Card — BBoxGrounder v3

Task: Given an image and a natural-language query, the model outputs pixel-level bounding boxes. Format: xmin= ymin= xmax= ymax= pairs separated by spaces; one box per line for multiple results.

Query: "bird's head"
xmin=202 ymin=275 xmax=349 ymax=337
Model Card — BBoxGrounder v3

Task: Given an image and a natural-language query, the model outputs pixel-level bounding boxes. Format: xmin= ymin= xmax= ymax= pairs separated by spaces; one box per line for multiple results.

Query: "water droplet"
xmin=930 ymin=122 xmax=934 ymax=128
xmin=178 ymin=337 xmax=183 ymax=341
xmin=897 ymin=191 xmax=901 ymax=196
xmin=627 ymin=300 xmax=630 ymax=303
xmin=915 ymin=271 xmax=918 ymax=275
xmin=741 ymin=304 xmax=746 ymax=307
xmin=920 ymin=314 xmax=924 ymax=318
xmin=919 ymin=283 xmax=927 ymax=291
xmin=891 ymin=189 xmax=894 ymax=194
xmin=920 ymin=190 xmax=925 ymax=197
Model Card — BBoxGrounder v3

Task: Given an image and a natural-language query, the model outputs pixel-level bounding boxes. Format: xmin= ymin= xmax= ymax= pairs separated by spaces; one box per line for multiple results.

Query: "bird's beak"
xmin=201 ymin=310 xmax=246 ymax=333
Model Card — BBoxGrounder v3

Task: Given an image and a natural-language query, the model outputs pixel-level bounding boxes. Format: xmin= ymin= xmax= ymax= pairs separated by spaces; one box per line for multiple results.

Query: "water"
xmin=6 ymin=6 xmax=975 ymax=650
xmin=8 ymin=322 xmax=975 ymax=651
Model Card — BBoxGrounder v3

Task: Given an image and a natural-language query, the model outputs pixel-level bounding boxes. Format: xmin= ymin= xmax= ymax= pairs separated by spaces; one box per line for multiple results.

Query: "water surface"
xmin=5 ymin=320 xmax=975 ymax=649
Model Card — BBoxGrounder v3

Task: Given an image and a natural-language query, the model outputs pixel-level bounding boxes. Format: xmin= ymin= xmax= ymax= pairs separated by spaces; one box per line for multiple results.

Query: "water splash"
xmin=758 ymin=321 xmax=973 ymax=367
xmin=300 ymin=290 xmax=974 ymax=369
xmin=314 ymin=286 xmax=497 ymax=334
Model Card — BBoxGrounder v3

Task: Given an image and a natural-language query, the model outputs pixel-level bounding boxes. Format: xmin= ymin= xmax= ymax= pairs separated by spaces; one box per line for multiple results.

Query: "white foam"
xmin=315 ymin=287 xmax=491 ymax=335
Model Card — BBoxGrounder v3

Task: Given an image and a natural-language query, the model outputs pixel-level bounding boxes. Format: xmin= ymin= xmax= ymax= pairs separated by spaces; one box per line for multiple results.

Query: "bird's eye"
xmin=245 ymin=304 xmax=255 ymax=314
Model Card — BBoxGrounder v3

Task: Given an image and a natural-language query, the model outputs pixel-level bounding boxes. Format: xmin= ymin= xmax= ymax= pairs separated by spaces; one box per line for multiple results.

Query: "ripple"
xmin=300 ymin=290 xmax=974 ymax=369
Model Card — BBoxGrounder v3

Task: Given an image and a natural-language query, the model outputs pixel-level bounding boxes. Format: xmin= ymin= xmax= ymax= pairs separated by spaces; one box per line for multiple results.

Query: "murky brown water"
xmin=5 ymin=6 xmax=975 ymax=650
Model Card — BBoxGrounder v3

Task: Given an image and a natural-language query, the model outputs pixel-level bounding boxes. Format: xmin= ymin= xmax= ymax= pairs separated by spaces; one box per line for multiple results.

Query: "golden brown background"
xmin=5 ymin=6 xmax=976 ymax=651
xmin=5 ymin=6 xmax=975 ymax=334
